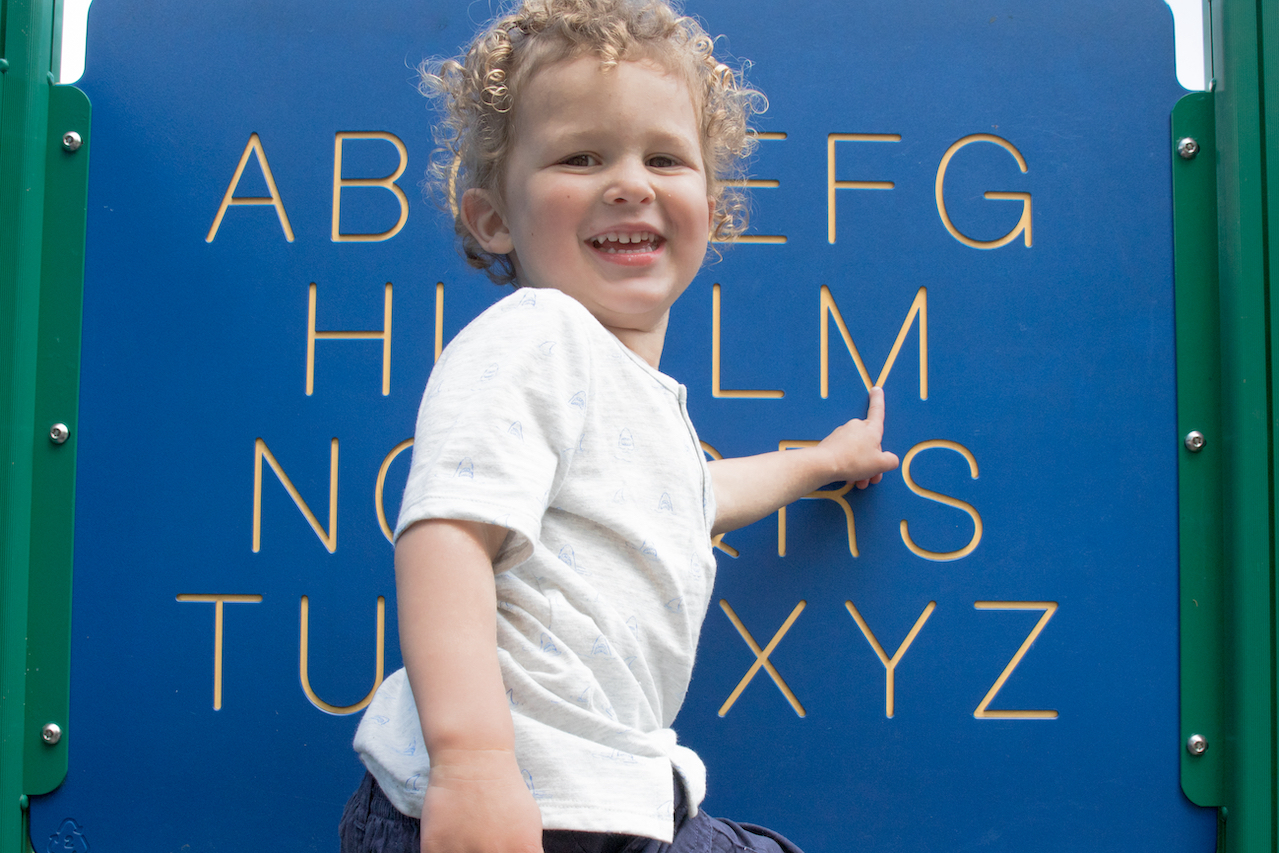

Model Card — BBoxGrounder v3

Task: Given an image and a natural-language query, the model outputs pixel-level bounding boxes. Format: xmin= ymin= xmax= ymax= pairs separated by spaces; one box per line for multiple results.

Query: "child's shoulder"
xmin=465 ymin=287 xmax=597 ymax=336
xmin=445 ymin=287 xmax=614 ymax=358
xmin=434 ymin=287 xmax=607 ymax=386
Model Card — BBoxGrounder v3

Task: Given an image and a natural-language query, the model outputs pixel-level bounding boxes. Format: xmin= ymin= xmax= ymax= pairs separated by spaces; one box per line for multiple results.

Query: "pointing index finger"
xmin=865 ymin=385 xmax=886 ymax=428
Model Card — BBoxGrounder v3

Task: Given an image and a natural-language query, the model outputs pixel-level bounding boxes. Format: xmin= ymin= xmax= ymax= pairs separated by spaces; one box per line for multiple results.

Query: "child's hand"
xmin=421 ymin=747 xmax=543 ymax=853
xmin=707 ymin=386 xmax=900 ymax=536
xmin=817 ymin=386 xmax=899 ymax=489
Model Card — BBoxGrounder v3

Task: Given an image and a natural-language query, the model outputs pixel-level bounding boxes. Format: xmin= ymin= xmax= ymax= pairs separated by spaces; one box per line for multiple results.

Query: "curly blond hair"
xmin=420 ymin=0 xmax=765 ymax=284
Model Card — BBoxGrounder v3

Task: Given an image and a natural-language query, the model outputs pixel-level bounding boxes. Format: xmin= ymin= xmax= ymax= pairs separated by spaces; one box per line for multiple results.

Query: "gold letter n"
xmin=253 ymin=438 xmax=338 ymax=553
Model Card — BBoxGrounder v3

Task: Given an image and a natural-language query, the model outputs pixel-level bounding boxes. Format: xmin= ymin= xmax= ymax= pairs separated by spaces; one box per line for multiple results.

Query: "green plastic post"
xmin=1176 ymin=0 xmax=1279 ymax=849
xmin=1220 ymin=1 xmax=1278 ymax=849
xmin=0 ymin=3 xmax=58 ymax=852
xmin=0 ymin=0 xmax=88 ymax=851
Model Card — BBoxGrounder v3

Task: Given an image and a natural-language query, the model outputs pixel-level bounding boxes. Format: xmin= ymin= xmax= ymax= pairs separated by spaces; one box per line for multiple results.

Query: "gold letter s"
xmin=900 ymin=440 xmax=981 ymax=561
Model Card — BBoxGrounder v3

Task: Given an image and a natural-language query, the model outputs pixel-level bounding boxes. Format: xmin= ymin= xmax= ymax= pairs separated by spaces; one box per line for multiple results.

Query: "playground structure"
xmin=2 ymin=0 xmax=1279 ymax=850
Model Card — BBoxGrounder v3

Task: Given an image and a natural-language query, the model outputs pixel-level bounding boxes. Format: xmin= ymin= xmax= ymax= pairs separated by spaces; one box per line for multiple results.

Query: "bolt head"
xmin=1187 ymin=734 xmax=1208 ymax=755
xmin=1184 ymin=430 xmax=1206 ymax=452
xmin=41 ymin=722 xmax=62 ymax=745
xmin=61 ymin=131 xmax=82 ymax=152
xmin=1177 ymin=137 xmax=1200 ymax=159
xmin=49 ymin=423 xmax=69 ymax=444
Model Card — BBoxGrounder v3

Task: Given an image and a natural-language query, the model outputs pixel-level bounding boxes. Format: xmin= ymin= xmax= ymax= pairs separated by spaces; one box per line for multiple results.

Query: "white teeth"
xmin=591 ymin=231 xmax=656 ymax=251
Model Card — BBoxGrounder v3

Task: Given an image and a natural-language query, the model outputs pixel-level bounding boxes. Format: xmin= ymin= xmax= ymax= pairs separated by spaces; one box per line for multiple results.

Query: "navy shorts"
xmin=339 ymin=771 xmax=805 ymax=853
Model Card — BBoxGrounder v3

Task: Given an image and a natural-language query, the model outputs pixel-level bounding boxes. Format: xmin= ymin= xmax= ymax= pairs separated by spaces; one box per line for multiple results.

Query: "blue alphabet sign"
xmin=29 ymin=1 xmax=1215 ymax=851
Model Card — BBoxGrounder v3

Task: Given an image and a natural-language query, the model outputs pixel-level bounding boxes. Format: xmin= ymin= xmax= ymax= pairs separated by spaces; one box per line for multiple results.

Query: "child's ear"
xmin=461 ymin=189 xmax=514 ymax=255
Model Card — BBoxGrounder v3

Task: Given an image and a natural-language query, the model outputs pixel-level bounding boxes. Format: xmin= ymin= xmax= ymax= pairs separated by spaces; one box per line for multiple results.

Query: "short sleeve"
xmin=394 ymin=289 xmax=595 ymax=573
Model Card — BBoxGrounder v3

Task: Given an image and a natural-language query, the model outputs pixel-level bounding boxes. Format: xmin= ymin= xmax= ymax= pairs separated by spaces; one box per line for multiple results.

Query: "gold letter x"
xmin=718 ymin=599 xmax=807 ymax=717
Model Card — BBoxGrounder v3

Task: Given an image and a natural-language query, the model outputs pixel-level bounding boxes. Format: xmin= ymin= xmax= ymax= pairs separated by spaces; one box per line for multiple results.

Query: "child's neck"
xmin=529 ymin=285 xmax=670 ymax=369
xmin=608 ymin=317 xmax=667 ymax=370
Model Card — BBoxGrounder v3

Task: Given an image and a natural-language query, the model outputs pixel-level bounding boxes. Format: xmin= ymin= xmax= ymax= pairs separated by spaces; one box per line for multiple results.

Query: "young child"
xmin=341 ymin=1 xmax=899 ymax=851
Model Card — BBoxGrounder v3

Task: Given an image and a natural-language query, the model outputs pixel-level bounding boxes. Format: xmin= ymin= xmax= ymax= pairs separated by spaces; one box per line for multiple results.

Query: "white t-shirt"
xmin=354 ymin=287 xmax=718 ymax=841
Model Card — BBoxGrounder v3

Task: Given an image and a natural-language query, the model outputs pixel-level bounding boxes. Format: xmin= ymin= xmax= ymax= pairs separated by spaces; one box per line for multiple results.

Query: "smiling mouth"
xmin=589 ymin=231 xmax=663 ymax=254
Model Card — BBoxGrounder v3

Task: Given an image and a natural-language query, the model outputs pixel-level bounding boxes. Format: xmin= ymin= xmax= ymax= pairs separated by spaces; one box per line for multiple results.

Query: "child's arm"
xmin=396 ymin=519 xmax=544 ymax=853
xmin=708 ymin=386 xmax=899 ymax=536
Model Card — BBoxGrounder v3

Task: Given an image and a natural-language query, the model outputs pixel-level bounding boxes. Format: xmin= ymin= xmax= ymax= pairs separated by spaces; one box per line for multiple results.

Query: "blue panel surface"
xmin=29 ymin=1 xmax=1215 ymax=851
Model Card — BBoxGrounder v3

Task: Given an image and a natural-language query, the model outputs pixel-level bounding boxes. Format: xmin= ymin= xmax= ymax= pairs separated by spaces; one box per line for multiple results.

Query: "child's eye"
xmin=561 ymin=154 xmax=598 ymax=167
xmin=647 ymin=155 xmax=682 ymax=168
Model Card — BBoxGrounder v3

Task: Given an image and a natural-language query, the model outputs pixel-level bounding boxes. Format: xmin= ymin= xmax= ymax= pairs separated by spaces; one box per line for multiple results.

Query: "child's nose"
xmin=604 ymin=161 xmax=654 ymax=205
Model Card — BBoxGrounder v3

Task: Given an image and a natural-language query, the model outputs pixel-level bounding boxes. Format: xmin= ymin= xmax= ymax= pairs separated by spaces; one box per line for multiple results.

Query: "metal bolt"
xmin=49 ymin=423 xmax=69 ymax=445
xmin=1187 ymin=734 xmax=1208 ymax=755
xmin=1184 ymin=430 xmax=1206 ymax=452
xmin=61 ymin=131 xmax=82 ymax=152
xmin=1177 ymin=137 xmax=1200 ymax=160
xmin=41 ymin=723 xmax=62 ymax=745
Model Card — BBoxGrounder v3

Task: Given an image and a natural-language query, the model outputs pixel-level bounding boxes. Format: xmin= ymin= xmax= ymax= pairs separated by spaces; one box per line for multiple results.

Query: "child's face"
xmin=463 ymin=55 xmax=713 ymax=343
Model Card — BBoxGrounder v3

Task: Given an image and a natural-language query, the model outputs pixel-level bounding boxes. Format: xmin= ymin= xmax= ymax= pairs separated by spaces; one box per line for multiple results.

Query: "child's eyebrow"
xmin=541 ymin=125 xmax=700 ymax=153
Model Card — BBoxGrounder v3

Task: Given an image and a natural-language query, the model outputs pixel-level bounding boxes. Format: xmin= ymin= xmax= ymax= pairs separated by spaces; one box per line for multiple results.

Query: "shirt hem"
xmin=540 ymin=804 xmax=676 ymax=843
